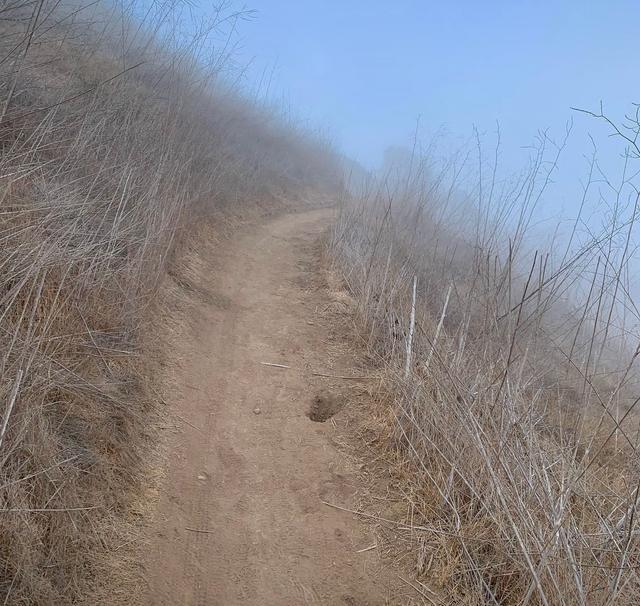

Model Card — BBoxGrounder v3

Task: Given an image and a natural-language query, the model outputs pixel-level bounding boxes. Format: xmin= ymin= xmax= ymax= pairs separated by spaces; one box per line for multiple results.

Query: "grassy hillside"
xmin=0 ymin=1 xmax=340 ymax=603
xmin=330 ymin=132 xmax=640 ymax=605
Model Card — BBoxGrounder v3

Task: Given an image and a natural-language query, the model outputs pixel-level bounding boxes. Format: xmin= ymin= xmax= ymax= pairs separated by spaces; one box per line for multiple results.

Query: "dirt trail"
xmin=143 ymin=209 xmax=407 ymax=605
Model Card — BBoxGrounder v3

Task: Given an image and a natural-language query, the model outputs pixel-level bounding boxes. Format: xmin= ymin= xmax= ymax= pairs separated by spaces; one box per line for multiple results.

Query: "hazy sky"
xmin=231 ymin=0 xmax=638 ymax=209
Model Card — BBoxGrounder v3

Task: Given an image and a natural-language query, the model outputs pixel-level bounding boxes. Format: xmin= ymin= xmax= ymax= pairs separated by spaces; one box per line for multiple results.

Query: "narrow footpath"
xmin=142 ymin=209 xmax=410 ymax=605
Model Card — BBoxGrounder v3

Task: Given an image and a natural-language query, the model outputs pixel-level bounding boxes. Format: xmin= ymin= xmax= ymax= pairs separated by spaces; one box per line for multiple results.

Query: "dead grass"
xmin=329 ymin=131 xmax=640 ymax=604
xmin=0 ymin=2 xmax=340 ymax=603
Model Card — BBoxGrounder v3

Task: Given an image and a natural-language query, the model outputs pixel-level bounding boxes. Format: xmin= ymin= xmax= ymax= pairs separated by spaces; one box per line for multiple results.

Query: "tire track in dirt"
xmin=142 ymin=208 xmax=409 ymax=605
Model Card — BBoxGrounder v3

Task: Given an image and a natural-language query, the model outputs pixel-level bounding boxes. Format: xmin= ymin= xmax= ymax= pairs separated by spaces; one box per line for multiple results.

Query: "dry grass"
xmin=330 ymin=130 xmax=640 ymax=604
xmin=0 ymin=1 xmax=340 ymax=603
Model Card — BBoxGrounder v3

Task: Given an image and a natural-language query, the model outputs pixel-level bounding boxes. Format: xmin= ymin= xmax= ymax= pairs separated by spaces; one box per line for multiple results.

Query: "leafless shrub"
xmin=330 ymin=122 xmax=640 ymax=604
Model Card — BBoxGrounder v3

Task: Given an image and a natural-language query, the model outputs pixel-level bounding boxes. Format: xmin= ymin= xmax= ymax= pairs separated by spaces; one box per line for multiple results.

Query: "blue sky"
xmin=232 ymin=1 xmax=636 ymax=168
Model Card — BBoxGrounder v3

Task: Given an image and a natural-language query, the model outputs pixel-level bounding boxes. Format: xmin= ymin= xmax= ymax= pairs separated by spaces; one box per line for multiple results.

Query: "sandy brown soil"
xmin=141 ymin=209 xmax=414 ymax=605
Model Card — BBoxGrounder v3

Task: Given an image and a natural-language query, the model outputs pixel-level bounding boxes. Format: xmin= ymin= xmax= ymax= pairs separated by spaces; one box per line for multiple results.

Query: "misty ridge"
xmin=1 ymin=1 xmax=640 ymax=605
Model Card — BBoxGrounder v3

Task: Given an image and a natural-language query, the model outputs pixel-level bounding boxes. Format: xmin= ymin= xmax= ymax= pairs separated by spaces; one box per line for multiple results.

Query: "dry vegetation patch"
xmin=0 ymin=2 xmax=340 ymax=603
xmin=329 ymin=136 xmax=640 ymax=604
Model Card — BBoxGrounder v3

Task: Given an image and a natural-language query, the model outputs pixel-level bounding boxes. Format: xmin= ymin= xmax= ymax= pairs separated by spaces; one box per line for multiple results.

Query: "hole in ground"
xmin=307 ymin=391 xmax=343 ymax=422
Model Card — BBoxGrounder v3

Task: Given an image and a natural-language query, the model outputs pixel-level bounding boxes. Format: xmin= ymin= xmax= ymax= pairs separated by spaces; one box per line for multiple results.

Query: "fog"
xmin=225 ymin=2 xmax=636 ymax=220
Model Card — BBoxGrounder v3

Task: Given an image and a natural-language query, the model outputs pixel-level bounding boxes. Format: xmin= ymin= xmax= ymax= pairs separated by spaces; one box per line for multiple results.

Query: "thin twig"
xmin=0 ymin=369 xmax=22 ymax=451
xmin=404 ymin=275 xmax=417 ymax=379
xmin=260 ymin=362 xmax=291 ymax=369
xmin=185 ymin=527 xmax=216 ymax=534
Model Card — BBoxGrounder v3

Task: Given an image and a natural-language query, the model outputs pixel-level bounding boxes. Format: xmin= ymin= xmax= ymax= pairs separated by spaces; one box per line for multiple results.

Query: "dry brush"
xmin=0 ymin=1 xmax=340 ymax=603
xmin=330 ymin=128 xmax=640 ymax=605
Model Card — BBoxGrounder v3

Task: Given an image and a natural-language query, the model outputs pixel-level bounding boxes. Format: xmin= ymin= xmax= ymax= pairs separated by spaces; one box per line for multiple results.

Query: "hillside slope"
xmin=0 ymin=2 xmax=341 ymax=603
xmin=328 ymin=146 xmax=640 ymax=605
